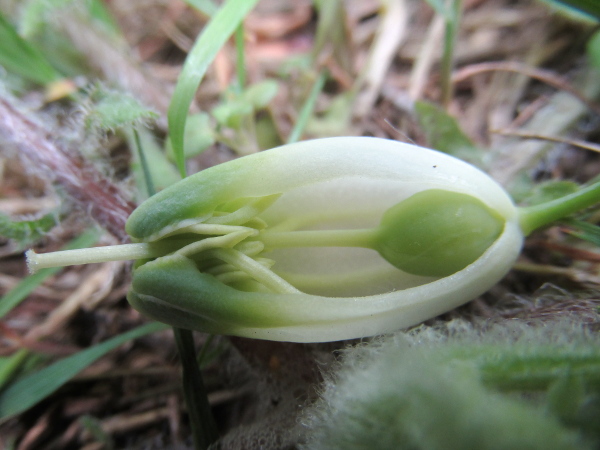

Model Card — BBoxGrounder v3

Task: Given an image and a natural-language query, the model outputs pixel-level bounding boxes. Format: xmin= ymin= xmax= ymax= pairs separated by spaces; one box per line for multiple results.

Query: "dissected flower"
xmin=30 ymin=136 xmax=600 ymax=342
xmin=123 ymin=137 xmax=523 ymax=342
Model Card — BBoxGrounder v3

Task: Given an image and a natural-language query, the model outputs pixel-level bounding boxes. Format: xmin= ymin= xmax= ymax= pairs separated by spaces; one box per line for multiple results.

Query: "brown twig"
xmin=490 ymin=129 xmax=600 ymax=154
xmin=0 ymin=94 xmax=135 ymax=241
xmin=452 ymin=61 xmax=600 ymax=117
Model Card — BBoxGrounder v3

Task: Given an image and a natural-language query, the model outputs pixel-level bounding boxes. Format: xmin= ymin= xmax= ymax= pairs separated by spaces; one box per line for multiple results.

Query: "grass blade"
xmin=0 ymin=322 xmax=169 ymax=419
xmin=173 ymin=328 xmax=219 ymax=449
xmin=563 ymin=218 xmax=600 ymax=247
xmin=183 ymin=0 xmax=219 ymax=17
xmin=168 ymin=0 xmax=259 ymax=177
xmin=546 ymin=0 xmax=600 ymax=21
xmin=133 ymin=129 xmax=156 ymax=198
xmin=287 ymin=70 xmax=328 ymax=144
xmin=0 ymin=10 xmax=61 ymax=85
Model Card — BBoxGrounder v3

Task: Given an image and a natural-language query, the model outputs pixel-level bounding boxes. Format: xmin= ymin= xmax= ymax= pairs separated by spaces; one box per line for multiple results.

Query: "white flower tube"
xmin=122 ymin=137 xmax=523 ymax=342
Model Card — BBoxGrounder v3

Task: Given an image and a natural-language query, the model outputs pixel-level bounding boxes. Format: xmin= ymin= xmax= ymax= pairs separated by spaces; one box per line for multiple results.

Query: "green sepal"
xmin=128 ymin=254 xmax=298 ymax=334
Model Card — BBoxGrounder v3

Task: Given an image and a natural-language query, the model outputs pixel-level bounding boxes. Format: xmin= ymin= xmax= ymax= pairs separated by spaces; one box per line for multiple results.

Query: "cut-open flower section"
xmin=26 ymin=137 xmax=600 ymax=342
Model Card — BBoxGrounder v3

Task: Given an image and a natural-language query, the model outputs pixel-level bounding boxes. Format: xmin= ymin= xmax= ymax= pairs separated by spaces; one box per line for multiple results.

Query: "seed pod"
xmin=126 ymin=137 xmax=523 ymax=342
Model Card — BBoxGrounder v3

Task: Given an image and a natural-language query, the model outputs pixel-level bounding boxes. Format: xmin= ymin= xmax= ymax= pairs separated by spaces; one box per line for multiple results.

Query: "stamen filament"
xmin=152 ymin=223 xmax=254 ymax=241
xmin=205 ymin=248 xmax=300 ymax=294
xmin=175 ymin=230 xmax=255 ymax=258
xmin=206 ymin=194 xmax=281 ymax=226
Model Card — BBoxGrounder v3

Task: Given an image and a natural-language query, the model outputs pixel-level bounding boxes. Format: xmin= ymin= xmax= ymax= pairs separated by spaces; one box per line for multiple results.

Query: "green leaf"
xmin=0 ymin=211 xmax=58 ymax=248
xmin=521 ymin=180 xmax=581 ymax=206
xmin=563 ymin=219 xmax=600 ymax=247
xmin=20 ymin=0 xmax=120 ymax=38
xmin=165 ymin=113 xmax=215 ymax=161
xmin=19 ymin=0 xmax=72 ymax=38
xmin=83 ymin=85 xmax=159 ymax=132
xmin=0 ymin=229 xmax=99 ymax=319
xmin=0 ymin=10 xmax=61 ymax=85
xmin=128 ymin=129 xmax=181 ymax=198
xmin=168 ymin=0 xmax=260 ymax=178
xmin=212 ymin=99 xmax=253 ymax=128
xmin=242 ymin=80 xmax=279 ymax=109
xmin=306 ymin=327 xmax=586 ymax=450
xmin=587 ymin=30 xmax=600 ymax=70
xmin=86 ymin=0 xmax=122 ymax=36
xmin=183 ymin=0 xmax=219 ymax=17
xmin=79 ymin=415 xmax=114 ymax=448
xmin=255 ymin=113 xmax=283 ymax=150
xmin=305 ymin=89 xmax=353 ymax=138
xmin=540 ymin=0 xmax=600 ymax=21
xmin=423 ymin=0 xmax=447 ymax=17
xmin=0 ymin=322 xmax=168 ymax=419
xmin=0 ymin=350 xmax=30 ymax=391
xmin=414 ymin=101 xmax=484 ymax=168
xmin=547 ymin=374 xmax=586 ymax=424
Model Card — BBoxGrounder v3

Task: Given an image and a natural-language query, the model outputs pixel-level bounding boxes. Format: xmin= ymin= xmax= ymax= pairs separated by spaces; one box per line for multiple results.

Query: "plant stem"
xmin=134 ymin=128 xmax=156 ymax=197
xmin=173 ymin=328 xmax=219 ymax=450
xmin=287 ymin=70 xmax=328 ymax=144
xmin=518 ymin=180 xmax=600 ymax=235
xmin=0 ymin=94 xmax=134 ymax=241
xmin=440 ymin=0 xmax=462 ymax=109
xmin=234 ymin=23 xmax=246 ymax=92
xmin=258 ymin=228 xmax=377 ymax=249
xmin=25 ymin=243 xmax=162 ymax=273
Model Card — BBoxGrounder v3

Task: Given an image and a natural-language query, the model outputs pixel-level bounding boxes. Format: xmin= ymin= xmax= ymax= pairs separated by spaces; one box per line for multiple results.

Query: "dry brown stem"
xmin=0 ymin=94 xmax=135 ymax=241
xmin=490 ymin=129 xmax=600 ymax=154
xmin=453 ymin=61 xmax=600 ymax=117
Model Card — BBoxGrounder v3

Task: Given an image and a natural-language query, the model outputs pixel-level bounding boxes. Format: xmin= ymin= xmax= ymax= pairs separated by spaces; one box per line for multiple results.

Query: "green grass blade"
xmin=0 ymin=10 xmax=61 ymax=85
xmin=234 ymin=23 xmax=247 ymax=92
xmin=440 ymin=0 xmax=462 ymax=108
xmin=0 ymin=322 xmax=169 ymax=419
xmin=183 ymin=0 xmax=219 ymax=17
xmin=0 ymin=211 xmax=57 ymax=249
xmin=422 ymin=0 xmax=446 ymax=17
xmin=133 ymin=129 xmax=156 ymax=198
xmin=0 ymin=350 xmax=30 ymax=391
xmin=287 ymin=70 xmax=328 ymax=144
xmin=563 ymin=219 xmax=600 ymax=247
xmin=588 ymin=30 xmax=600 ymax=70
xmin=547 ymin=0 xmax=600 ymax=21
xmin=0 ymin=229 xmax=100 ymax=319
xmin=168 ymin=0 xmax=259 ymax=178
xmin=173 ymin=328 xmax=219 ymax=449
xmin=87 ymin=0 xmax=122 ymax=36
xmin=414 ymin=100 xmax=484 ymax=168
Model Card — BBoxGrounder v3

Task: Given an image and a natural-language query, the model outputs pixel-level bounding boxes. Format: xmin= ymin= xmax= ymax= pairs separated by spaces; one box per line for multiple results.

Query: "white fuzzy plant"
xmin=26 ymin=137 xmax=600 ymax=342
xmin=301 ymin=318 xmax=600 ymax=450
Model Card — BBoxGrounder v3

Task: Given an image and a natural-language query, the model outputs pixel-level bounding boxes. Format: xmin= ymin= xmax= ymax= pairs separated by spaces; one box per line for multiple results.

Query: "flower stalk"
xmin=518 ymin=180 xmax=600 ymax=235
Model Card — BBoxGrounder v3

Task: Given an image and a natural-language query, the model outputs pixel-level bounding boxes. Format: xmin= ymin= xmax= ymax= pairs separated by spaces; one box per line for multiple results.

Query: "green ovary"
xmin=375 ymin=190 xmax=505 ymax=277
